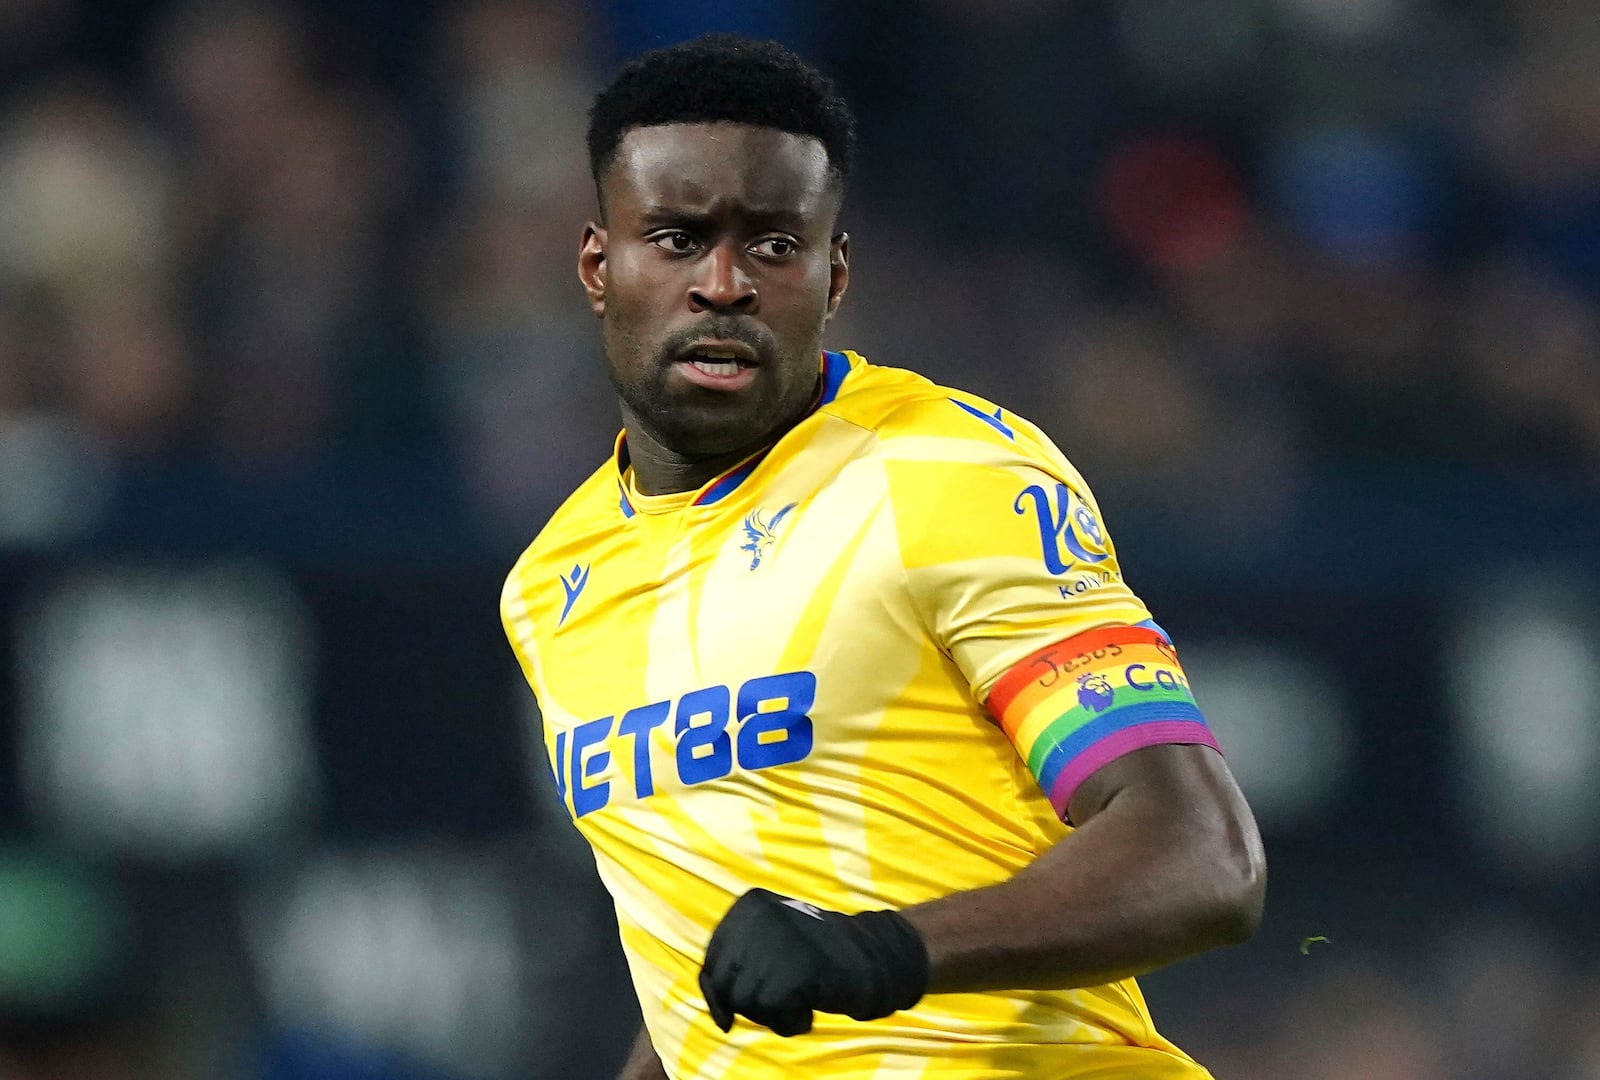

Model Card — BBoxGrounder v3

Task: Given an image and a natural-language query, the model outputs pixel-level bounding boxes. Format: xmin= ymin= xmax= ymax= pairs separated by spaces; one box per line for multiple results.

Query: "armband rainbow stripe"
xmin=985 ymin=624 xmax=1218 ymax=820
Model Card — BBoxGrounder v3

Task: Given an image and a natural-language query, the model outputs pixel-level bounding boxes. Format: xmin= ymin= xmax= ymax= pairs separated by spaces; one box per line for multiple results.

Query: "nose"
xmin=688 ymin=241 xmax=758 ymax=313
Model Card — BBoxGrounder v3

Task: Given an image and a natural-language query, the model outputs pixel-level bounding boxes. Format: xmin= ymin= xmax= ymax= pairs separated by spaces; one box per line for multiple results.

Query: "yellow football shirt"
xmin=502 ymin=351 xmax=1219 ymax=1079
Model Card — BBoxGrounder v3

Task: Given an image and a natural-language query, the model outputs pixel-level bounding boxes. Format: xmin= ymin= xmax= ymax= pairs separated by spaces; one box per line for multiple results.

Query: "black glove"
xmin=698 ymin=887 xmax=930 ymax=1037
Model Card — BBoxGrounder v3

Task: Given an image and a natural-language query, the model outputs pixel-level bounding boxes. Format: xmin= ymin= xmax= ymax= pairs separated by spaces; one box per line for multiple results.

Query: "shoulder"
xmin=824 ymin=351 xmax=1080 ymax=479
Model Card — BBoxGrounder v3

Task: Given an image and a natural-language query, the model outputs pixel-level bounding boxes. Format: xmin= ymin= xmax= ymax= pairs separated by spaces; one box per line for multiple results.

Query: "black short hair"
xmin=587 ymin=34 xmax=857 ymax=202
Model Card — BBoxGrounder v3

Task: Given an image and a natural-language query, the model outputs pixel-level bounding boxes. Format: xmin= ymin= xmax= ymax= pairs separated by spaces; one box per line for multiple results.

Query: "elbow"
xmin=1208 ymin=823 xmax=1267 ymax=946
xmin=1217 ymin=846 xmax=1267 ymax=946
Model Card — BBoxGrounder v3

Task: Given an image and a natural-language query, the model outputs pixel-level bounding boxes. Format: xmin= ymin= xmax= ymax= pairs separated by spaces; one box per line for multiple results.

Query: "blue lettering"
xmin=736 ymin=672 xmax=816 ymax=770
xmin=1125 ymin=664 xmax=1188 ymax=693
xmin=562 ymin=671 xmax=822 ymax=811
xmin=570 ymin=715 xmax=615 ymax=818
xmin=550 ymin=730 xmax=568 ymax=804
xmin=617 ymin=700 xmax=671 ymax=798
xmin=1015 ymin=484 xmax=1073 ymax=575
xmin=676 ymin=685 xmax=733 ymax=785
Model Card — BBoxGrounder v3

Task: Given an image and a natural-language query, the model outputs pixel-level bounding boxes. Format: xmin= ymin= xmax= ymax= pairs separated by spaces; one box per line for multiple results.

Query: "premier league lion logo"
xmin=1076 ymin=672 xmax=1115 ymax=713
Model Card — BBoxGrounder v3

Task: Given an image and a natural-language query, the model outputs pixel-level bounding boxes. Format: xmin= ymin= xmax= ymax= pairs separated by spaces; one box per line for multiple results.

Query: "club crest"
xmin=740 ymin=502 xmax=798 ymax=570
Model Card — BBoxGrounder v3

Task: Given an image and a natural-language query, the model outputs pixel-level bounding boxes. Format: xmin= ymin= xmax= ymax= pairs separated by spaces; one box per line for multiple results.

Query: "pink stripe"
xmin=1046 ymin=721 xmax=1220 ymax=820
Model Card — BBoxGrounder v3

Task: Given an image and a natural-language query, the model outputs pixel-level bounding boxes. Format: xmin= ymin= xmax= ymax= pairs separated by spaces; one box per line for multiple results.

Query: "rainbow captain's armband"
xmin=985 ymin=624 xmax=1219 ymax=820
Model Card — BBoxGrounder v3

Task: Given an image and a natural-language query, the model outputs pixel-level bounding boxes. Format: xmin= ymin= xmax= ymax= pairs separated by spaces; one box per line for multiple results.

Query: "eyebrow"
xmin=636 ymin=203 xmax=810 ymax=231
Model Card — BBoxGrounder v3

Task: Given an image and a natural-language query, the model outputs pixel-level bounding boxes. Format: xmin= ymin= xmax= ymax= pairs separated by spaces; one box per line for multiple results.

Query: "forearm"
xmin=901 ymin=747 xmax=1265 ymax=994
xmin=614 ymin=1024 xmax=667 ymax=1080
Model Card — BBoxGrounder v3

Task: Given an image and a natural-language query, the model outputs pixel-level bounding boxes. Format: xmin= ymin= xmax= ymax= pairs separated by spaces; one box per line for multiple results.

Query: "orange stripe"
xmin=986 ymin=625 xmax=1169 ymax=719
xmin=996 ymin=642 xmax=1179 ymax=742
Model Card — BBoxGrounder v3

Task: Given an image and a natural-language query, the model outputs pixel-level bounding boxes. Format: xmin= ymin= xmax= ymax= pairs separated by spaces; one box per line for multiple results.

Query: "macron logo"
xmin=558 ymin=564 xmax=590 ymax=626
xmin=949 ymin=398 xmax=1016 ymax=441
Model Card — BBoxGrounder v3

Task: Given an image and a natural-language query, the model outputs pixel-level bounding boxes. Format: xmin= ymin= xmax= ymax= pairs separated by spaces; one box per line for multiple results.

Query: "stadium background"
xmin=0 ymin=1 xmax=1598 ymax=1076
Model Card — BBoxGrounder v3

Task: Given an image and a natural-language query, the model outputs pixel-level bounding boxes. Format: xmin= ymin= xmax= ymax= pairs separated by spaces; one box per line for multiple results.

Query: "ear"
xmin=826 ymin=232 xmax=849 ymax=320
xmin=579 ymin=222 xmax=607 ymax=317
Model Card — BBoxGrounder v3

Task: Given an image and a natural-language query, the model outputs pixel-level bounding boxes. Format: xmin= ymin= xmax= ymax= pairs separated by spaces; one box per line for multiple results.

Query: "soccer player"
xmin=501 ymin=34 xmax=1266 ymax=1080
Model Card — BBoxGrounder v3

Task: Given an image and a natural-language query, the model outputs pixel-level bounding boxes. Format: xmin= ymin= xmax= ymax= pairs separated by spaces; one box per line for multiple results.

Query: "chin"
xmin=660 ymin=419 xmax=761 ymax=458
xmin=653 ymin=402 xmax=778 ymax=458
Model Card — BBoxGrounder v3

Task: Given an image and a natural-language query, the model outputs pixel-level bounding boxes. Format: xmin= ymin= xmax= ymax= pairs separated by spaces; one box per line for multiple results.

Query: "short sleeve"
xmin=883 ymin=420 xmax=1150 ymax=699
xmin=882 ymin=401 xmax=1219 ymax=819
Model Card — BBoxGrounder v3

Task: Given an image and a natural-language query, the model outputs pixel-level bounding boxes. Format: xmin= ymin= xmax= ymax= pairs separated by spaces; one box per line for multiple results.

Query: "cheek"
xmin=771 ymin=259 xmax=835 ymax=321
xmin=808 ymin=253 xmax=840 ymax=308
xmin=603 ymin=251 xmax=666 ymax=319
xmin=608 ymin=268 xmax=684 ymax=344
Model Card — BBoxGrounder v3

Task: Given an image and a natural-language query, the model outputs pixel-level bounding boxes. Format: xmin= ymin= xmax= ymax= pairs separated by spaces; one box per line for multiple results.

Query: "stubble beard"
xmin=605 ymin=327 xmax=822 ymax=460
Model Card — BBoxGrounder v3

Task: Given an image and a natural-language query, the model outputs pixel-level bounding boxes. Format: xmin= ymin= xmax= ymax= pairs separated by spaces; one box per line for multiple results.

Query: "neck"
xmin=621 ymin=365 xmax=831 ymax=496
xmin=623 ymin=423 xmax=762 ymax=497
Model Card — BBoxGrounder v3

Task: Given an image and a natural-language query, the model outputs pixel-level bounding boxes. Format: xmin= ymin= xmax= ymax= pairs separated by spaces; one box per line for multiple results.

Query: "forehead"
xmin=604 ymin=122 xmax=836 ymax=221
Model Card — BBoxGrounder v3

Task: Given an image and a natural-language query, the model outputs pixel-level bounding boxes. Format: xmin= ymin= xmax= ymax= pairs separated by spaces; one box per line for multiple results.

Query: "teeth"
xmin=691 ymin=360 xmax=740 ymax=376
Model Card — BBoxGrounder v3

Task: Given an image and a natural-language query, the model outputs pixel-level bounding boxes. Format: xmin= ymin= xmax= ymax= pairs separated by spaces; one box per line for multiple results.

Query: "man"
xmin=502 ymin=33 xmax=1266 ymax=1080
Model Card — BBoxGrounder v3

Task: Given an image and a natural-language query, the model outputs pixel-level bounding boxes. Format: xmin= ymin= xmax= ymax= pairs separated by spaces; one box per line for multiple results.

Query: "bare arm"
xmin=901 ymin=743 xmax=1266 ymax=992
xmin=614 ymin=1024 xmax=667 ymax=1080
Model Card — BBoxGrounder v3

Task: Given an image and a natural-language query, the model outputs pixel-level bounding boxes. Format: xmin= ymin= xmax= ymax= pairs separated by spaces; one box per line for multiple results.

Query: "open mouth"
xmin=673 ymin=340 xmax=761 ymax=390
xmin=684 ymin=350 xmax=752 ymax=377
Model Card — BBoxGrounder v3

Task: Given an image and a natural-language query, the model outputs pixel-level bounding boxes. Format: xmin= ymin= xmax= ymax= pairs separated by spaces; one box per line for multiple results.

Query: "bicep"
xmin=1066 ymin=742 xmax=1253 ymax=841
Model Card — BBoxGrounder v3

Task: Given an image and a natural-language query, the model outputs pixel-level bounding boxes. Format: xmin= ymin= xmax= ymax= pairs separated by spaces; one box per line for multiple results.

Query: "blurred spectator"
xmin=425 ymin=0 xmax=612 ymax=534
xmin=154 ymin=2 xmax=435 ymax=466
xmin=0 ymin=79 xmax=173 ymax=297
xmin=1033 ymin=301 xmax=1302 ymax=538
xmin=434 ymin=0 xmax=594 ymax=202
xmin=60 ymin=286 xmax=193 ymax=455
xmin=1454 ymin=259 xmax=1600 ymax=480
xmin=1474 ymin=4 xmax=1600 ymax=294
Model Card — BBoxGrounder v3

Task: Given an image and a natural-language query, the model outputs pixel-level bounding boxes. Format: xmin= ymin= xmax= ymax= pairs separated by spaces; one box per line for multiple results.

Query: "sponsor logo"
xmin=1014 ymin=483 xmax=1112 ymax=575
xmin=1057 ymin=569 xmax=1122 ymax=599
xmin=551 ymin=671 xmax=817 ymax=818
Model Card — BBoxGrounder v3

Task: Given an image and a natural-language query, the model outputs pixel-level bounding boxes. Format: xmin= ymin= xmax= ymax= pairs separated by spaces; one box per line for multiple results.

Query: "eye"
xmin=752 ymin=236 xmax=799 ymax=258
xmin=651 ymin=231 xmax=698 ymax=253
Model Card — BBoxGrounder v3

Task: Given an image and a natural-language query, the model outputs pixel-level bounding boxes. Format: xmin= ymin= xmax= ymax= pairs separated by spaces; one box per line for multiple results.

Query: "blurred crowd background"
xmin=0 ymin=0 xmax=1598 ymax=1077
